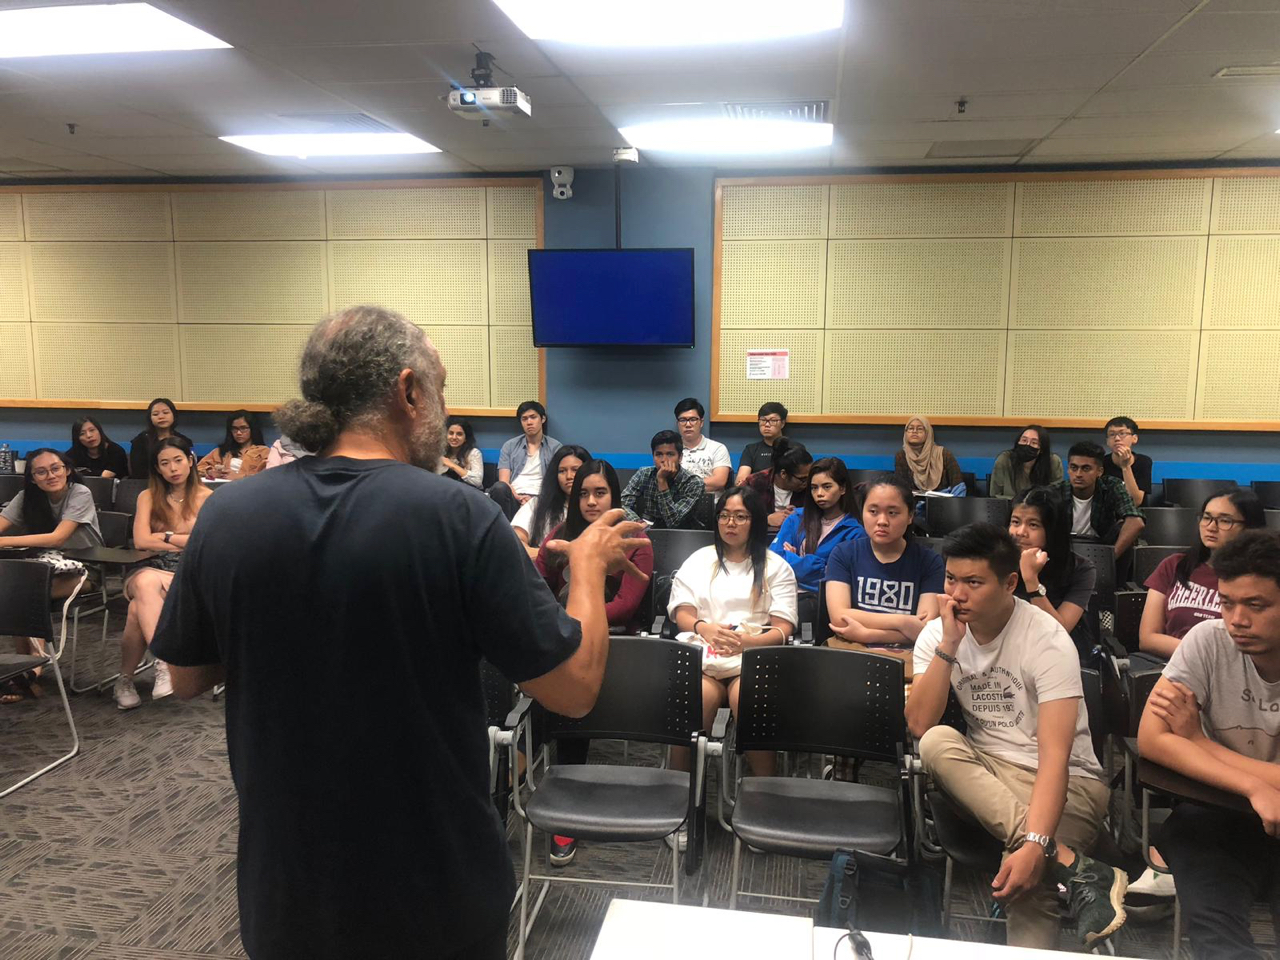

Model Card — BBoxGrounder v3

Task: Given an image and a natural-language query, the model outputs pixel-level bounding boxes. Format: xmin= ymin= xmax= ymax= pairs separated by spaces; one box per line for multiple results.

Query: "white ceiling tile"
xmin=1157 ymin=11 xmax=1280 ymax=55
xmin=1056 ymin=114 xmax=1274 ymax=139
xmin=255 ymin=39 xmax=557 ymax=84
xmin=540 ymin=34 xmax=840 ymax=78
xmin=574 ymin=69 xmax=835 ymax=106
xmin=838 ymin=54 xmax=1134 ymax=97
xmin=832 ymin=140 xmax=934 ymax=161
xmin=857 ymin=1 xmax=1202 ymax=18
xmin=1033 ymin=132 xmax=1249 ymax=155
xmin=839 ymin=90 xmax=1095 ymax=122
xmin=1019 ymin=152 xmax=1222 ymax=164
xmin=49 ymin=136 xmax=241 ymax=158
xmin=1079 ymin=83 xmax=1280 ymax=117
xmin=1111 ymin=52 xmax=1276 ymax=87
xmin=118 ymin=153 xmax=319 ymax=175
xmin=1218 ymin=133 xmax=1280 ymax=158
xmin=297 ymin=153 xmax=482 ymax=174
xmin=840 ymin=117 xmax=1062 ymax=141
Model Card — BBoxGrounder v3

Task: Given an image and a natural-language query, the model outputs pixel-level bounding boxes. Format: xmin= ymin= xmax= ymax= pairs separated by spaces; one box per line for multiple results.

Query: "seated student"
xmin=824 ymin=475 xmax=943 ymax=672
xmin=1139 ymin=489 xmax=1266 ymax=661
xmin=908 ymin=523 xmax=1128 ymax=950
xmin=621 ymin=430 xmax=705 ymax=529
xmin=114 ymin=438 xmax=212 ymax=710
xmin=744 ymin=438 xmax=813 ymax=529
xmin=0 ymin=448 xmax=103 ymax=704
xmin=1103 ymin=417 xmax=1153 ymax=508
xmin=1054 ymin=441 xmax=1145 ymax=559
xmin=197 ymin=410 xmax=269 ymax=481
xmin=896 ymin=415 xmax=964 ymax=494
xmin=491 ymin=400 xmax=562 ymax=520
xmin=1136 ymin=531 xmax=1280 ymax=960
xmin=67 ymin=417 xmax=129 ymax=478
xmin=127 ymin=397 xmax=194 ymax=480
xmin=736 ymin=402 xmax=788 ymax=484
xmin=512 ymin=445 xmax=589 ymax=561
xmin=1010 ymin=486 xmax=1097 ymax=655
xmin=437 ymin=415 xmax=484 ymax=488
xmin=668 ymin=486 xmax=797 ymax=779
xmin=990 ymin=425 xmax=1062 ymax=499
xmin=265 ymin=434 xmax=312 ymax=469
xmin=674 ymin=397 xmax=731 ymax=492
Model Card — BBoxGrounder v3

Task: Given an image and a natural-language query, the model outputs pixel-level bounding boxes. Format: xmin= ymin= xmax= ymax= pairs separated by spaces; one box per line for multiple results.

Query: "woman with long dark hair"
xmin=1009 ymin=485 xmax=1097 ymax=651
xmin=769 ymin=457 xmax=865 ymax=594
xmin=198 ymin=410 xmax=269 ymax=480
xmin=67 ymin=416 xmax=129 ymax=478
xmin=114 ymin=437 xmax=212 ymax=710
xmin=127 ymin=398 xmax=194 ymax=480
xmin=990 ymin=424 xmax=1063 ymax=499
xmin=438 ymin=416 xmax=483 ymax=487
xmin=512 ymin=444 xmax=590 ymax=560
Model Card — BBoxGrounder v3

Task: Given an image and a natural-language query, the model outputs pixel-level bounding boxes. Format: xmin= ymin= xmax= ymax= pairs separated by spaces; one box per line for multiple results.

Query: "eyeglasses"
xmin=676 ymin=416 xmax=702 ymax=425
xmin=1106 ymin=430 xmax=1134 ymax=440
xmin=1200 ymin=513 xmax=1244 ymax=530
xmin=32 ymin=464 xmax=66 ymax=479
xmin=758 ymin=417 xmax=782 ymax=425
xmin=717 ymin=512 xmax=751 ymax=525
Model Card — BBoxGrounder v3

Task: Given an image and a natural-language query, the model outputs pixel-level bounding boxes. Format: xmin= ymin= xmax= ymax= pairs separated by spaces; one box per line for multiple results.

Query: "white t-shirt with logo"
xmin=1071 ymin=495 xmax=1095 ymax=537
xmin=512 ymin=446 xmax=544 ymax=495
xmin=914 ymin=598 xmax=1102 ymax=780
xmin=681 ymin=436 xmax=732 ymax=481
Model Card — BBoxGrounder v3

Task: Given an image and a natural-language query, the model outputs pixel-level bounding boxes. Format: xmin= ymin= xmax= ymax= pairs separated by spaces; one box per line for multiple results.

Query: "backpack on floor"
xmin=817 ymin=849 xmax=945 ymax=939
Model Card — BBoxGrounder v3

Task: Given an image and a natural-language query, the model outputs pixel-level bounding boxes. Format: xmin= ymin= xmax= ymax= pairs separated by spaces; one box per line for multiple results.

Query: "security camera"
xmin=550 ymin=166 xmax=574 ymax=200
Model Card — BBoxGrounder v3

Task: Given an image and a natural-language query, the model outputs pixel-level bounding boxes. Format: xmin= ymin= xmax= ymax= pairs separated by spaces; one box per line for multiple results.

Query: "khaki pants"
xmin=919 ymin=725 xmax=1110 ymax=950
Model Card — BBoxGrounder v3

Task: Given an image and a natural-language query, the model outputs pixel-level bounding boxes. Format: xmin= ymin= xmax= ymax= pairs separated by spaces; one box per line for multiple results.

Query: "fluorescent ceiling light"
xmin=493 ymin=0 xmax=843 ymax=45
xmin=620 ymin=119 xmax=833 ymax=155
xmin=221 ymin=133 xmax=441 ymax=159
xmin=0 ymin=3 xmax=230 ymax=58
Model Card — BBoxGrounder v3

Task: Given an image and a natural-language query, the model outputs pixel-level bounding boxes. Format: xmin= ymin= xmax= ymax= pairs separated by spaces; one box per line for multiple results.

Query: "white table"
xmin=816 ymin=924 xmax=1145 ymax=959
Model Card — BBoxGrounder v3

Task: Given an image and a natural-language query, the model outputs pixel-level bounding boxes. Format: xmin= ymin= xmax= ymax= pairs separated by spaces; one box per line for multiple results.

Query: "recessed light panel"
xmin=620 ymin=119 xmax=832 ymax=155
xmin=0 ymin=3 xmax=230 ymax=58
xmin=220 ymin=133 xmax=442 ymax=159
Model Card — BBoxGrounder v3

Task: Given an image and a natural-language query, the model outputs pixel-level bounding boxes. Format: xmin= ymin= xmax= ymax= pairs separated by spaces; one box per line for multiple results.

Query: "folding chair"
xmin=1253 ymin=481 xmax=1280 ymax=511
xmin=112 ymin=478 xmax=148 ymax=517
xmin=0 ymin=474 xmax=23 ymax=506
xmin=0 ymin=560 xmax=84 ymax=797
xmin=1140 ymin=508 xmax=1201 ymax=546
xmin=1159 ymin=478 xmax=1238 ymax=508
xmin=925 ymin=497 xmax=1012 ymax=537
xmin=79 ymin=476 xmax=116 ymax=510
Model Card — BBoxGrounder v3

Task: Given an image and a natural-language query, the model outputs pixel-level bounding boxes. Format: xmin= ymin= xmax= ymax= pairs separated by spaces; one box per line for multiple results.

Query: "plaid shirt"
xmin=621 ymin=466 xmax=704 ymax=529
xmin=1053 ymin=476 xmax=1143 ymax=537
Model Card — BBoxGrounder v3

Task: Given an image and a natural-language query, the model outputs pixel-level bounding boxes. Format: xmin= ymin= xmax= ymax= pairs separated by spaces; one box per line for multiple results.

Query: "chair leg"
xmin=1172 ymin=895 xmax=1182 ymax=960
xmin=1 ymin=645 xmax=80 ymax=798
xmin=729 ymin=835 xmax=743 ymax=910
xmin=671 ymin=833 xmax=680 ymax=904
xmin=517 ymin=819 xmax=534 ymax=960
xmin=942 ymin=857 xmax=954 ymax=934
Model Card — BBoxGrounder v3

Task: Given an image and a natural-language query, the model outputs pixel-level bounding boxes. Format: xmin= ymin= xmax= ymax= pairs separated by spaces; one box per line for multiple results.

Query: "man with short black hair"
xmin=1138 ymin=530 xmax=1280 ymax=960
xmin=621 ymin=430 xmax=706 ymax=530
xmin=907 ymin=522 xmax=1128 ymax=949
xmin=491 ymin=400 xmax=562 ymax=519
xmin=1054 ymin=441 xmax=1145 ymax=559
xmin=673 ymin=397 xmax=731 ymax=492
xmin=1103 ymin=416 xmax=1153 ymax=507
xmin=736 ymin=401 xmax=788 ymax=484
xmin=743 ymin=438 xmax=812 ymax=529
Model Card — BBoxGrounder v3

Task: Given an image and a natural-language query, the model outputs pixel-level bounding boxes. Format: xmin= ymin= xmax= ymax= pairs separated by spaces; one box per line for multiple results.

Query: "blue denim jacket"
xmin=497 ymin=434 xmax=562 ymax=480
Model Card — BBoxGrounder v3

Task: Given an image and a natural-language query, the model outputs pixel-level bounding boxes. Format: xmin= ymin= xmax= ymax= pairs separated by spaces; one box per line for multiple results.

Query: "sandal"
xmin=1 ymin=679 xmax=26 ymax=704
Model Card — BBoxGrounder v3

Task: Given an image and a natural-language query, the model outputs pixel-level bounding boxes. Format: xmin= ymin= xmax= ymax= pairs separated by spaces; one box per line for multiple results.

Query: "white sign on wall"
xmin=745 ymin=349 xmax=789 ymax=380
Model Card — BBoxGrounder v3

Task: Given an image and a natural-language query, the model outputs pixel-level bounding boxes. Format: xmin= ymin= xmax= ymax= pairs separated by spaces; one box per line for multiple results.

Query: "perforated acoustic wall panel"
xmin=1198 ymin=331 xmax=1280 ymax=419
xmin=29 ymin=242 xmax=177 ymax=324
xmin=1204 ymin=237 xmax=1280 ymax=328
xmin=181 ymin=325 xmax=311 ymax=404
xmin=722 ymin=184 xmax=828 ymax=240
xmin=828 ymin=182 xmax=1013 ymax=239
xmin=488 ymin=240 xmax=535 ymax=326
xmin=486 ymin=185 xmax=539 ymax=240
xmin=329 ymin=240 xmax=488 ymax=325
xmin=176 ymin=242 xmax=328 ymax=325
xmin=0 ymin=324 xmax=34 ymax=397
xmin=1211 ymin=177 xmax=1280 ymax=234
xmin=420 ymin=324 xmax=490 ymax=408
xmin=489 ymin=325 xmax=539 ymax=409
xmin=0 ymin=243 xmax=27 ymax=322
xmin=172 ymin=190 xmax=326 ymax=240
xmin=720 ymin=240 xmax=826 ymax=328
xmin=827 ymin=239 xmax=1009 ymax=328
xmin=33 ymin=323 xmax=180 ymax=401
xmin=23 ymin=192 xmax=172 ymax=241
xmin=718 ymin=329 xmax=822 ymax=414
xmin=0 ymin=195 xmax=22 ymax=240
xmin=326 ymin=187 xmax=487 ymax=240
xmin=1015 ymin=179 xmax=1210 ymax=236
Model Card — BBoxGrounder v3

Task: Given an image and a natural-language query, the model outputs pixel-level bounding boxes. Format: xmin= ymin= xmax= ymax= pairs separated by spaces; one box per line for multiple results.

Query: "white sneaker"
xmin=665 ymin=825 xmax=688 ymax=852
xmin=152 ymin=661 xmax=173 ymax=700
xmin=1127 ymin=866 xmax=1176 ymax=899
xmin=114 ymin=676 xmax=141 ymax=710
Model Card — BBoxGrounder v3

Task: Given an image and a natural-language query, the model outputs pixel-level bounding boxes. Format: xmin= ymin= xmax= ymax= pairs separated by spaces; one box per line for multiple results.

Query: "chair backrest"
xmin=1072 ymin=540 xmax=1117 ymax=607
xmin=1126 ymin=668 xmax=1163 ymax=736
xmin=482 ymin=461 xmax=497 ymax=489
xmin=736 ymin=646 xmax=906 ymax=763
xmin=1092 ymin=646 xmax=1129 ymax=745
xmin=615 ymin=467 xmax=638 ymax=490
xmin=924 ymin=497 xmax=1012 ymax=537
xmin=113 ymin=478 xmax=149 ymax=515
xmin=79 ymin=475 xmax=115 ymax=510
xmin=0 ymin=559 xmax=53 ymax=642
xmin=543 ymin=636 xmax=702 ymax=746
xmin=97 ymin=510 xmax=131 ymax=548
xmin=960 ymin=471 xmax=977 ymax=494
xmin=1253 ymin=481 xmax=1280 ymax=511
xmin=0 ymin=473 xmax=23 ymax=505
xmin=1080 ymin=668 xmax=1108 ymax=768
xmin=1267 ymin=510 xmax=1280 ymax=532
xmin=1132 ymin=544 xmax=1185 ymax=586
xmin=1141 ymin=507 xmax=1200 ymax=547
xmin=479 ymin=659 xmax=515 ymax=728
xmin=1161 ymin=478 xmax=1238 ymax=508
xmin=915 ymin=536 xmax=946 ymax=557
xmin=845 ymin=468 xmax=891 ymax=487
xmin=648 ymin=528 xmax=714 ymax=578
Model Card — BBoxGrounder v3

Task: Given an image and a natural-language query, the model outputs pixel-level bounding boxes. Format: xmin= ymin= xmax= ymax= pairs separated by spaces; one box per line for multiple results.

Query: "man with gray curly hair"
xmin=151 ymin=305 xmax=646 ymax=960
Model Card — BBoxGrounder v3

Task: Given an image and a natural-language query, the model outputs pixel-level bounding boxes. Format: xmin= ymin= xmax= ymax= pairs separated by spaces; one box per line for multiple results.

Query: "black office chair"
xmin=925 ymin=497 xmax=1012 ymax=537
xmin=1131 ymin=544 xmax=1184 ymax=586
xmin=1160 ymin=478 xmax=1238 ymax=508
xmin=481 ymin=461 xmax=497 ymax=489
xmin=646 ymin=528 xmax=714 ymax=623
xmin=725 ymin=646 xmax=912 ymax=909
xmin=112 ymin=478 xmax=148 ymax=515
xmin=78 ymin=475 xmax=115 ymax=510
xmin=1141 ymin=508 xmax=1201 ymax=547
xmin=1252 ymin=481 xmax=1280 ymax=511
xmin=480 ymin=659 xmax=517 ymax=820
xmin=0 ymin=473 xmax=23 ymax=505
xmin=1114 ymin=547 xmax=1182 ymax=654
xmin=961 ymin=471 xmax=978 ymax=495
xmin=97 ymin=510 xmax=131 ymax=548
xmin=614 ymin=466 xmax=638 ymax=489
xmin=915 ymin=536 xmax=946 ymax=556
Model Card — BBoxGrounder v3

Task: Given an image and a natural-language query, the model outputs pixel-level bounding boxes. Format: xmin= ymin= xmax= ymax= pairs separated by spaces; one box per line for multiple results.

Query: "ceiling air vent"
xmin=927 ymin=139 xmax=1036 ymax=159
xmin=1214 ymin=63 xmax=1280 ymax=79
xmin=274 ymin=112 xmax=395 ymax=133
xmin=722 ymin=100 xmax=828 ymax=123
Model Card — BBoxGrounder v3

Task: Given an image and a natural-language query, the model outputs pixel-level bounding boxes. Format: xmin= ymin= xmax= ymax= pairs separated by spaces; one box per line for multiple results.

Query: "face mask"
xmin=1013 ymin=443 xmax=1039 ymax=463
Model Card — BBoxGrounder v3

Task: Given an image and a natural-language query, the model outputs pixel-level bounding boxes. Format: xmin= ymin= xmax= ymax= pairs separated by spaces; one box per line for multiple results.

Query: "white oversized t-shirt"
xmin=680 ymin=436 xmax=732 ymax=482
xmin=668 ymin=545 xmax=799 ymax=630
xmin=512 ymin=448 xmax=544 ymax=496
xmin=914 ymin=598 xmax=1102 ymax=780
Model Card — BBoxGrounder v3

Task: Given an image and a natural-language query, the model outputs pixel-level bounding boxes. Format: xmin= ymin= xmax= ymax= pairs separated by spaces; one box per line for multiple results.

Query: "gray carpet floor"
xmin=1 ymin=615 xmax=1265 ymax=959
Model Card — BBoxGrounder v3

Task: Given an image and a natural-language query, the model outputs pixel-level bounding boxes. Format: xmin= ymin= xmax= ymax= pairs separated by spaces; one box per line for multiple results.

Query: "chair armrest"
xmin=710 ymin=707 xmax=732 ymax=740
xmin=504 ymin=694 xmax=533 ymax=730
xmin=1137 ymin=756 xmax=1253 ymax=814
xmin=795 ymin=622 xmax=814 ymax=646
xmin=651 ymin=616 xmax=666 ymax=636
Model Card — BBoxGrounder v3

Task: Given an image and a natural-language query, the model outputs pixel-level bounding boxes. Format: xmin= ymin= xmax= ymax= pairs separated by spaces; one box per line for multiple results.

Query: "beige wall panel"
xmin=0 ymin=323 xmax=34 ymax=397
xmin=1006 ymin=330 xmax=1197 ymax=420
xmin=824 ymin=329 xmax=1004 ymax=417
xmin=181 ymin=324 xmax=308 ymax=404
xmin=489 ymin=325 xmax=538 ymax=409
xmin=29 ymin=242 xmax=176 ymax=324
xmin=1011 ymin=237 xmax=1206 ymax=328
xmin=486 ymin=186 xmax=539 ymax=239
xmin=171 ymin=190 xmax=326 ymax=240
xmin=176 ymin=242 xmax=328 ymax=325
xmin=828 ymin=238 xmax=1009 ymax=329
xmin=1015 ymin=179 xmax=1210 ymax=236
xmin=420 ymin=324 xmax=490 ymax=409
xmin=1211 ymin=178 xmax=1280 ymax=234
xmin=488 ymin=240 xmax=535 ymax=326
xmin=0 ymin=195 xmax=22 ymax=240
xmin=721 ymin=240 xmax=826 ymax=329
xmin=33 ymin=322 xmax=179 ymax=401
xmin=326 ymin=187 xmax=486 ymax=240
xmin=0 ymin=243 xmax=28 ymax=322
xmin=722 ymin=184 xmax=828 ymax=240
xmin=1204 ymin=236 xmax=1280 ymax=328
xmin=1197 ymin=330 xmax=1280 ymax=419
xmin=329 ymin=240 xmax=487 ymax=325
xmin=718 ymin=329 xmax=822 ymax=415
xmin=23 ymin=192 xmax=172 ymax=241
xmin=829 ymin=182 xmax=1013 ymax=239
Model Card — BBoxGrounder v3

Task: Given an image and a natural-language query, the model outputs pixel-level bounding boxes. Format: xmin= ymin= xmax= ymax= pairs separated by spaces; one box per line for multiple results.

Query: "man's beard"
xmin=407 ymin=402 xmax=445 ymax=473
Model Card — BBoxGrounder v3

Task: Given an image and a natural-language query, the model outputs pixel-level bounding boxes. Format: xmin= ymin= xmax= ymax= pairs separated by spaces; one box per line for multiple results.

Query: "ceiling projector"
xmin=447 ymin=86 xmax=532 ymax=120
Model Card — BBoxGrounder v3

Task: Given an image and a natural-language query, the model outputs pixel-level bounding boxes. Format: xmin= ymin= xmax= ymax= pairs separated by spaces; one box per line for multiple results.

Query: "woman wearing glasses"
xmin=735 ymin=402 xmax=788 ymax=484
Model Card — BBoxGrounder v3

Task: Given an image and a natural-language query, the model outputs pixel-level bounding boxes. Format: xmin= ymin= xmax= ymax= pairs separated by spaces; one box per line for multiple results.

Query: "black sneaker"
xmin=550 ymin=835 xmax=576 ymax=866
xmin=1061 ymin=852 xmax=1128 ymax=946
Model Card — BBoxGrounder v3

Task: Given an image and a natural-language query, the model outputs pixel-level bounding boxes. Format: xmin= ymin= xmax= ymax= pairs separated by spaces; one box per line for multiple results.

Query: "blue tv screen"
xmin=528 ymin=248 xmax=695 ymax=347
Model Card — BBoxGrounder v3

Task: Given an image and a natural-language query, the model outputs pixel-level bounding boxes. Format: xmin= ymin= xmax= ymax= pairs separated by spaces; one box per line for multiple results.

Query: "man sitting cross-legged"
xmin=1138 ymin=530 xmax=1280 ymax=960
xmin=906 ymin=522 xmax=1128 ymax=950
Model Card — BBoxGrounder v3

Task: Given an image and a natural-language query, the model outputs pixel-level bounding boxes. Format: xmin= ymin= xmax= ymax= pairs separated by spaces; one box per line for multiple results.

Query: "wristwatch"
xmin=1030 ymin=582 xmax=1047 ymax=598
xmin=1014 ymin=832 xmax=1057 ymax=859
xmin=163 ymin=531 xmax=173 ymax=544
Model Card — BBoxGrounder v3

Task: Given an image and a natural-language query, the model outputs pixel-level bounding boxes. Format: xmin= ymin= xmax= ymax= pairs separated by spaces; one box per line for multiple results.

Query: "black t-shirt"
xmin=66 ymin=442 xmax=129 ymax=477
xmin=128 ymin=430 xmax=194 ymax=479
xmin=739 ymin=439 xmax=778 ymax=475
xmin=151 ymin=456 xmax=581 ymax=959
xmin=1103 ymin=451 xmax=1153 ymax=496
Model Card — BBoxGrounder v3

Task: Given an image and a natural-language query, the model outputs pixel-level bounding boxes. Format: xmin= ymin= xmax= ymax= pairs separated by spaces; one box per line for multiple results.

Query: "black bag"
xmin=817 ymin=848 xmax=944 ymax=939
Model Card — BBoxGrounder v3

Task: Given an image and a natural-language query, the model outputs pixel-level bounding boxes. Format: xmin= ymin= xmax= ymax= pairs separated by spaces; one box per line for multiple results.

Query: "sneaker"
xmin=1127 ymin=866 xmax=1176 ymax=899
xmin=114 ymin=676 xmax=141 ymax=711
xmin=549 ymin=836 xmax=576 ymax=866
xmin=152 ymin=661 xmax=173 ymax=700
xmin=665 ymin=825 xmax=688 ymax=853
xmin=1060 ymin=852 xmax=1129 ymax=946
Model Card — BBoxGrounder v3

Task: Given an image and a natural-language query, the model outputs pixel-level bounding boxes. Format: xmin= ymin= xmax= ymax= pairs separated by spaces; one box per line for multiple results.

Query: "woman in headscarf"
xmin=893 ymin=415 xmax=963 ymax=493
